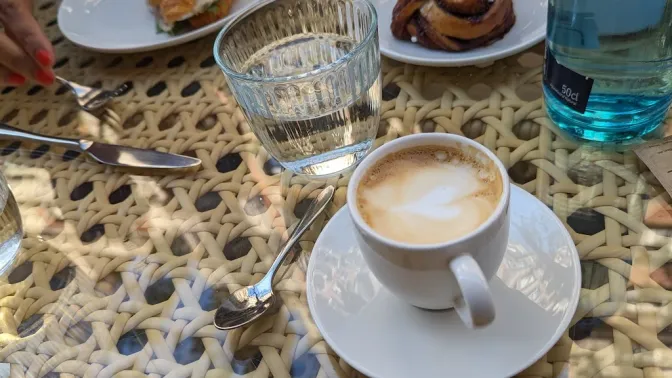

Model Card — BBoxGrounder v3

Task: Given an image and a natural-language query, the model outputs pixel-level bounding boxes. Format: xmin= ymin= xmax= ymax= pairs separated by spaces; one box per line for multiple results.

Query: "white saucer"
xmin=58 ymin=0 xmax=257 ymax=53
xmin=372 ymin=0 xmax=547 ymax=67
xmin=307 ymin=186 xmax=580 ymax=378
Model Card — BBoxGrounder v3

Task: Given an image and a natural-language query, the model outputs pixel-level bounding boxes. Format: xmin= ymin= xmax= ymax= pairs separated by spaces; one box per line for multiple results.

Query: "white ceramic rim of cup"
xmin=347 ymin=133 xmax=511 ymax=251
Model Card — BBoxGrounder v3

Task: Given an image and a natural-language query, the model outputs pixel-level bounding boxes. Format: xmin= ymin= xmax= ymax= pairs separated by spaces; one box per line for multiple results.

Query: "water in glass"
xmin=215 ymin=0 xmax=381 ymax=176
xmin=0 ymin=175 xmax=22 ymax=277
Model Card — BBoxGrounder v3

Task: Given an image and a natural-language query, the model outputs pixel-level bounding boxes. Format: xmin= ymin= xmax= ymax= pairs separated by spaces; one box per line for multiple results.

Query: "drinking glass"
xmin=0 ymin=172 xmax=22 ymax=277
xmin=214 ymin=0 xmax=381 ymax=177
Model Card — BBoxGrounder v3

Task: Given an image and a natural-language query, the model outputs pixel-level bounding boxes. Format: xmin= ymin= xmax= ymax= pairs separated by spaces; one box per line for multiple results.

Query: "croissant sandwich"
xmin=151 ymin=0 xmax=234 ymax=33
xmin=391 ymin=0 xmax=516 ymax=51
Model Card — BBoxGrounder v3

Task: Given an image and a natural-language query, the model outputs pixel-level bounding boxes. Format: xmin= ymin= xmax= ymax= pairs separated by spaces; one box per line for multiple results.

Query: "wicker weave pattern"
xmin=1 ymin=1 xmax=672 ymax=377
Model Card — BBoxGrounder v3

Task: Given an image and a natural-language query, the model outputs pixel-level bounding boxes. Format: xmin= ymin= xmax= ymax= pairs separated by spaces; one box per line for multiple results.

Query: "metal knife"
xmin=0 ymin=123 xmax=201 ymax=170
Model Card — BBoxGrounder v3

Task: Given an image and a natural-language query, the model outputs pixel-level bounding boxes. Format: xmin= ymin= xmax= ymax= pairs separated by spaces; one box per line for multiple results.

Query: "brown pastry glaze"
xmin=391 ymin=0 xmax=516 ymax=52
xmin=435 ymin=0 xmax=489 ymax=16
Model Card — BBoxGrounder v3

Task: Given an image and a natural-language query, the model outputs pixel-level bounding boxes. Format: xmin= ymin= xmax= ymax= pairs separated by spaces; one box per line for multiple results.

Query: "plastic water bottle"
xmin=543 ymin=0 xmax=672 ymax=143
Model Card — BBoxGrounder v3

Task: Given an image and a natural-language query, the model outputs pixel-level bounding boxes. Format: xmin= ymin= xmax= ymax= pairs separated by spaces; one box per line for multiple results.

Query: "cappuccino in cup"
xmin=356 ymin=145 xmax=503 ymax=245
xmin=347 ymin=134 xmax=510 ymax=328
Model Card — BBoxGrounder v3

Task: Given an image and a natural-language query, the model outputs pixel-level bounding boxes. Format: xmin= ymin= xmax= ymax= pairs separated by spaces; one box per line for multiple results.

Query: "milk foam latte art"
xmin=347 ymin=134 xmax=510 ymax=326
xmin=356 ymin=145 xmax=503 ymax=245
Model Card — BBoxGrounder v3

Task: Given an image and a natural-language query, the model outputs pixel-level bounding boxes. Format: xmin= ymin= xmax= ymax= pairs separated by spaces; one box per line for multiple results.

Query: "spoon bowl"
xmin=214 ymin=186 xmax=335 ymax=330
xmin=214 ymin=286 xmax=274 ymax=329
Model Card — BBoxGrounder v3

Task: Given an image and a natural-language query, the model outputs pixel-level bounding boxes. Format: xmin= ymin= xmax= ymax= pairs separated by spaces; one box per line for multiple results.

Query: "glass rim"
xmin=213 ymin=0 xmax=378 ymax=84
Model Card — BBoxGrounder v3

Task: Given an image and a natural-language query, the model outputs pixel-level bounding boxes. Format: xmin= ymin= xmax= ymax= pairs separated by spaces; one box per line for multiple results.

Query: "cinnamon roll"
xmin=391 ymin=0 xmax=516 ymax=52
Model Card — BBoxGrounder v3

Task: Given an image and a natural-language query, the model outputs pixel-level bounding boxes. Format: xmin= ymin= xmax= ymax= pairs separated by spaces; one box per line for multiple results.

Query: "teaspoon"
xmin=213 ymin=185 xmax=335 ymax=330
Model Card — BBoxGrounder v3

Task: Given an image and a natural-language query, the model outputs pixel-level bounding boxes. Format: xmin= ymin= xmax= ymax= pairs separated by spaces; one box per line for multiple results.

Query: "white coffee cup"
xmin=347 ymin=134 xmax=510 ymax=328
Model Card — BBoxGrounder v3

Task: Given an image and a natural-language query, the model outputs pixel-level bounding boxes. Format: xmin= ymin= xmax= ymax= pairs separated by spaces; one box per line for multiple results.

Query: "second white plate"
xmin=373 ymin=0 xmax=548 ymax=66
xmin=58 ymin=0 xmax=256 ymax=53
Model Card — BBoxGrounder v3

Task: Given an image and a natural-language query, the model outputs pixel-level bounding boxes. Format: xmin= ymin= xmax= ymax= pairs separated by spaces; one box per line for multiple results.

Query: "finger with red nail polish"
xmin=0 ymin=0 xmax=55 ymax=69
xmin=7 ymin=73 xmax=26 ymax=85
xmin=36 ymin=49 xmax=53 ymax=67
xmin=0 ymin=66 xmax=25 ymax=86
xmin=35 ymin=69 xmax=54 ymax=85
xmin=0 ymin=33 xmax=43 ymax=84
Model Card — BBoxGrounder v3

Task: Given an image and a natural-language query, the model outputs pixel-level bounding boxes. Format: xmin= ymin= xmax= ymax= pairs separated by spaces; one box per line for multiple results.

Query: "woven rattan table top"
xmin=2 ymin=1 xmax=672 ymax=377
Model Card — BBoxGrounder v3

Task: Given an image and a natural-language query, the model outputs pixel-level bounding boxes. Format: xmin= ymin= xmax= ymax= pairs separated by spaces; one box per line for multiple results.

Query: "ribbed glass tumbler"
xmin=214 ymin=0 xmax=381 ymax=177
xmin=0 ymin=172 xmax=22 ymax=278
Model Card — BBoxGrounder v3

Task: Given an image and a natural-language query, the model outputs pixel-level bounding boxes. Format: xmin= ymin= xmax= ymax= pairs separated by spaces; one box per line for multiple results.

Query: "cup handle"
xmin=449 ymin=254 xmax=495 ymax=328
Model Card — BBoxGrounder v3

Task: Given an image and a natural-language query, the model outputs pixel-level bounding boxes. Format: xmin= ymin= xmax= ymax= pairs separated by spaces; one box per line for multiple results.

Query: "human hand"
xmin=0 ymin=0 xmax=55 ymax=86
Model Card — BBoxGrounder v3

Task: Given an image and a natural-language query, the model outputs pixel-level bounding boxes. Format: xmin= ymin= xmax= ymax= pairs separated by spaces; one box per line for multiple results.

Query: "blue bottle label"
xmin=544 ymin=49 xmax=594 ymax=114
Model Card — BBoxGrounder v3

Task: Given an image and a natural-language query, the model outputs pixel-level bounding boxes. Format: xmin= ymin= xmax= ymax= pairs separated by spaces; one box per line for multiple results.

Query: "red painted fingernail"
xmin=36 ymin=69 xmax=55 ymax=85
xmin=7 ymin=73 xmax=26 ymax=85
xmin=36 ymin=49 xmax=53 ymax=66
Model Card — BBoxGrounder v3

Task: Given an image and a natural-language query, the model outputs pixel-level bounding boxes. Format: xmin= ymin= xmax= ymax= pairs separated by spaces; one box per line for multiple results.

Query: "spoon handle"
xmin=260 ymin=185 xmax=335 ymax=287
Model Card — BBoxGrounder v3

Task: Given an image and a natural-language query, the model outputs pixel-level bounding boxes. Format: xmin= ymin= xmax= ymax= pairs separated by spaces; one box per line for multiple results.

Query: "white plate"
xmin=57 ymin=0 xmax=257 ymax=53
xmin=373 ymin=0 xmax=548 ymax=66
xmin=307 ymin=186 xmax=580 ymax=378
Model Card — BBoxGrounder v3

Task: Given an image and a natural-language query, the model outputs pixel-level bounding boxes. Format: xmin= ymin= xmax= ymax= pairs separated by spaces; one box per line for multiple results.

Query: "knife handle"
xmin=0 ymin=123 xmax=81 ymax=150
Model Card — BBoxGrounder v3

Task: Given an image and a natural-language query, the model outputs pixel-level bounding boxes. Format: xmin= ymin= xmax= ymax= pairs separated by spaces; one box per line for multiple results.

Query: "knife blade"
xmin=80 ymin=140 xmax=200 ymax=169
xmin=0 ymin=123 xmax=201 ymax=170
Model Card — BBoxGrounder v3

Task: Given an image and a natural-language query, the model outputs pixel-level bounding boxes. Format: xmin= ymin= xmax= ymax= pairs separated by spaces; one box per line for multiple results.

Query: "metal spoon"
xmin=213 ymin=185 xmax=335 ymax=330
